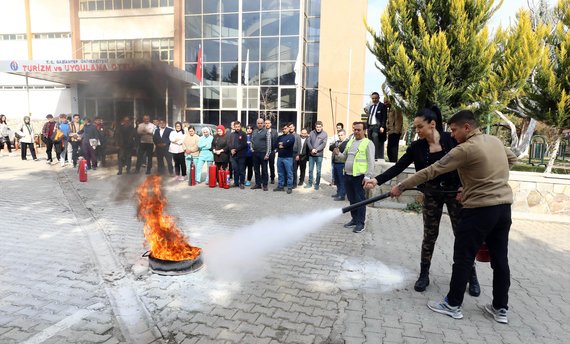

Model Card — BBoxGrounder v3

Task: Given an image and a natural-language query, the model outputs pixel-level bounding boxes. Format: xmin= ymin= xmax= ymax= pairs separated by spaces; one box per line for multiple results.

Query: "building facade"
xmin=0 ymin=0 xmax=367 ymax=132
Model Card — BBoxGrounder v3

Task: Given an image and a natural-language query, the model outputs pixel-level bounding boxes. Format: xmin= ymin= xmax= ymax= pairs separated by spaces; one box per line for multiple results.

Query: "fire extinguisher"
xmin=189 ymin=161 xmax=196 ymax=186
xmin=224 ymin=168 xmax=230 ymax=189
xmin=218 ymin=168 xmax=224 ymax=188
xmin=208 ymin=162 xmax=217 ymax=188
xmin=78 ymin=158 xmax=88 ymax=182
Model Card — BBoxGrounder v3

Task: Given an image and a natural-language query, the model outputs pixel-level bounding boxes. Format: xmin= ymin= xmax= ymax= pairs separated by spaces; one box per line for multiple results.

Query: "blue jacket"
xmin=198 ymin=135 xmax=214 ymax=160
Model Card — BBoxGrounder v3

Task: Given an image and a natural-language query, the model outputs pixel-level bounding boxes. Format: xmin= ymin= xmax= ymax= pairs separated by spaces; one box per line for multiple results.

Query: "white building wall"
xmin=29 ymin=0 xmax=71 ymax=33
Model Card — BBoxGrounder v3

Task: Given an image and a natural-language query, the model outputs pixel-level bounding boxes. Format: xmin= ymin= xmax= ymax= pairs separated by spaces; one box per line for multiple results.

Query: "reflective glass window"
xmin=260 ymin=37 xmax=279 ymax=61
xmin=281 ymin=0 xmax=300 ymax=10
xmin=203 ymin=87 xmax=220 ymax=109
xmin=305 ymin=42 xmax=319 ymax=66
xmin=220 ymin=39 xmax=238 ymax=62
xmin=221 ymin=63 xmax=239 ymax=84
xmin=260 ymin=86 xmax=278 ymax=110
xmin=303 ymin=112 xmax=316 ymax=130
xmin=306 ymin=18 xmax=320 ymax=41
xmin=186 ymin=88 xmax=200 ymax=107
xmin=279 ymin=62 xmax=295 ymax=85
xmin=242 ymin=87 xmax=259 ymax=108
xmin=203 ymin=110 xmax=220 ymax=124
xmin=203 ymin=0 xmax=219 ymax=13
xmin=280 ymin=89 xmax=296 ymax=109
xmin=260 ymin=12 xmax=279 ymax=36
xmin=203 ymin=39 xmax=220 ymax=62
xmin=203 ymin=63 xmax=221 ymax=85
xmin=260 ymin=62 xmax=278 ymax=85
xmin=221 ymin=14 xmax=239 ymax=37
xmin=306 ymin=0 xmax=320 ymax=16
xmin=221 ymin=111 xmax=238 ymax=129
xmin=186 ymin=16 xmax=202 ymax=38
xmin=185 ymin=62 xmax=196 ymax=74
xmin=305 ymin=66 xmax=318 ymax=88
xmin=185 ymin=0 xmax=201 ymax=13
xmin=242 ymin=0 xmax=260 ymax=11
xmin=221 ymin=88 xmax=238 ymax=108
xmin=246 ymin=111 xmax=258 ymax=126
xmin=185 ymin=110 xmax=200 ymax=123
xmin=279 ymin=36 xmax=298 ymax=61
xmin=242 ymin=38 xmax=260 ymax=61
xmin=261 ymin=0 xmax=279 ymax=11
xmin=242 ymin=12 xmax=261 ymax=37
xmin=278 ymin=111 xmax=296 ymax=128
xmin=280 ymin=11 xmax=299 ymax=36
xmin=304 ymin=89 xmax=318 ymax=112
xmin=220 ymin=0 xmax=238 ymax=12
xmin=204 ymin=15 xmax=220 ymax=38
xmin=243 ymin=62 xmax=260 ymax=85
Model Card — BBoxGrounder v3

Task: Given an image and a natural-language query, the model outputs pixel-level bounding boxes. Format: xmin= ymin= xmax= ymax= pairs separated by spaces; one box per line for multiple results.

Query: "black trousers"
xmin=268 ymin=151 xmax=276 ymax=180
xmin=172 ymin=152 xmax=186 ymax=176
xmin=245 ymin=156 xmax=253 ymax=181
xmin=71 ymin=141 xmax=80 ymax=166
xmin=252 ymin=151 xmax=269 ymax=186
xmin=155 ymin=147 xmax=173 ymax=175
xmin=0 ymin=136 xmax=12 ymax=152
xmin=447 ymin=204 xmax=511 ymax=309
xmin=20 ymin=142 xmax=37 ymax=160
xmin=45 ymin=138 xmax=55 ymax=161
xmin=387 ymin=133 xmax=400 ymax=163
xmin=296 ymin=154 xmax=307 ymax=184
xmin=344 ymin=174 xmax=366 ymax=225
xmin=136 ymin=143 xmax=154 ymax=173
xmin=118 ymin=148 xmax=132 ymax=173
xmin=368 ymin=125 xmax=386 ymax=159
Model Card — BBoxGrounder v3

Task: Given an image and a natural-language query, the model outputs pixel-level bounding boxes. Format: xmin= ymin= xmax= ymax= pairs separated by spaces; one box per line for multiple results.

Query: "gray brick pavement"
xmin=1 ymin=153 xmax=570 ymax=343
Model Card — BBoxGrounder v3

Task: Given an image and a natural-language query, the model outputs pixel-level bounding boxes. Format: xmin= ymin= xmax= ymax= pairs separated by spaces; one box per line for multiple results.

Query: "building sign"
xmin=0 ymin=59 xmax=141 ymax=73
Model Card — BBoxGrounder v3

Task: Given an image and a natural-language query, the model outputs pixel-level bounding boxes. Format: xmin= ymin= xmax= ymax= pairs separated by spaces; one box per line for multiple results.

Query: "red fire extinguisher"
xmin=224 ymin=168 xmax=230 ymax=189
xmin=78 ymin=158 xmax=88 ymax=182
xmin=218 ymin=168 xmax=225 ymax=188
xmin=475 ymin=242 xmax=490 ymax=262
xmin=189 ymin=161 xmax=196 ymax=186
xmin=208 ymin=163 xmax=217 ymax=188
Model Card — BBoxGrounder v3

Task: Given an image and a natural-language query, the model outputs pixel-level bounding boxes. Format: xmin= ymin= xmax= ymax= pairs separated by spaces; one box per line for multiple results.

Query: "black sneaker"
xmin=286 ymin=188 xmax=292 ymax=194
xmin=273 ymin=187 xmax=284 ymax=192
xmin=251 ymin=185 xmax=262 ymax=190
xmin=331 ymin=194 xmax=339 ymax=198
xmin=333 ymin=196 xmax=346 ymax=201
xmin=343 ymin=220 xmax=357 ymax=228
xmin=263 ymin=186 xmax=268 ymax=191
xmin=353 ymin=224 xmax=365 ymax=233
xmin=239 ymin=184 xmax=245 ymax=189
xmin=270 ymin=179 xmax=275 ymax=184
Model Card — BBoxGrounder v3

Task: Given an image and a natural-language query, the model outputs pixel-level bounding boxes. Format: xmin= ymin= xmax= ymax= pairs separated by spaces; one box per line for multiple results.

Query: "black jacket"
xmin=153 ymin=127 xmax=173 ymax=149
xmin=212 ymin=134 xmax=230 ymax=163
xmin=375 ymin=132 xmax=461 ymax=188
xmin=329 ymin=139 xmax=349 ymax=163
xmin=229 ymin=130 xmax=248 ymax=158
xmin=115 ymin=124 xmax=137 ymax=148
xmin=367 ymin=102 xmax=387 ymax=128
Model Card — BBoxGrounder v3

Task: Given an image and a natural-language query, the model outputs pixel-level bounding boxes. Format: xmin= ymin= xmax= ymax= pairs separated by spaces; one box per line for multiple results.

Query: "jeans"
xmin=59 ymin=140 xmax=72 ymax=163
xmin=344 ymin=174 xmax=366 ymax=225
xmin=277 ymin=157 xmax=293 ymax=188
xmin=332 ymin=162 xmax=346 ymax=197
xmin=252 ymin=151 xmax=269 ymax=186
xmin=307 ymin=156 xmax=323 ymax=186
xmin=230 ymin=156 xmax=246 ymax=186
xmin=447 ymin=204 xmax=512 ymax=309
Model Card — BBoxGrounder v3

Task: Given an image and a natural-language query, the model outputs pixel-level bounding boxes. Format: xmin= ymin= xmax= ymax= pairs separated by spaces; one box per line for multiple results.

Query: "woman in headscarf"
xmin=169 ymin=121 xmax=186 ymax=181
xmin=18 ymin=116 xmax=38 ymax=161
xmin=183 ymin=125 xmax=200 ymax=182
xmin=0 ymin=114 xmax=14 ymax=156
xmin=195 ymin=127 xmax=214 ymax=184
xmin=212 ymin=125 xmax=229 ymax=171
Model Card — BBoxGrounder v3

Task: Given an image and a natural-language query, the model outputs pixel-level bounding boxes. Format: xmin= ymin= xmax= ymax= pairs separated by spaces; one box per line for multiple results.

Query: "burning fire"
xmin=136 ymin=176 xmax=201 ymax=261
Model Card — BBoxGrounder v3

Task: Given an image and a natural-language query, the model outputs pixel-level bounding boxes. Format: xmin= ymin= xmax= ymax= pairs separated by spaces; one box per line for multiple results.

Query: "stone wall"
xmin=368 ymin=160 xmax=570 ymax=216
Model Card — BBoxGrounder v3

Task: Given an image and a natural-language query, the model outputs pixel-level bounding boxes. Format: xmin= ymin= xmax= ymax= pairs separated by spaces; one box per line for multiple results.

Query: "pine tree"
xmin=524 ymin=0 xmax=570 ymax=173
xmin=367 ymin=0 xmax=501 ymax=119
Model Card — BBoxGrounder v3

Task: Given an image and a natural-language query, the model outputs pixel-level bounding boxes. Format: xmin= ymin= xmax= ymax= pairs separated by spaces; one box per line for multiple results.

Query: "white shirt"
xmin=368 ymin=103 xmax=378 ymax=125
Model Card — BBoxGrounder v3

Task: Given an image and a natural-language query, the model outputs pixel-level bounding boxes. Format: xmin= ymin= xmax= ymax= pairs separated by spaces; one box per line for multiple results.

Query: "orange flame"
xmin=136 ymin=176 xmax=201 ymax=261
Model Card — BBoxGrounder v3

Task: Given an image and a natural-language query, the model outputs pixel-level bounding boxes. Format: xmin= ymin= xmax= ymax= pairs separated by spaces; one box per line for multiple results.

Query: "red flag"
xmin=196 ymin=45 xmax=203 ymax=82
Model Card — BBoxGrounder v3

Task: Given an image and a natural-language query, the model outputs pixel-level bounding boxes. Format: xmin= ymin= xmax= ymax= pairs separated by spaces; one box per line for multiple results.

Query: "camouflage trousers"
xmin=420 ymin=189 xmax=462 ymax=266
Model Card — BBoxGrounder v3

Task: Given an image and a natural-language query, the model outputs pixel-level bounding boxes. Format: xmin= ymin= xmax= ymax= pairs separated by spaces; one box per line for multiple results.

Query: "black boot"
xmin=414 ymin=263 xmax=430 ymax=292
xmin=468 ymin=265 xmax=481 ymax=297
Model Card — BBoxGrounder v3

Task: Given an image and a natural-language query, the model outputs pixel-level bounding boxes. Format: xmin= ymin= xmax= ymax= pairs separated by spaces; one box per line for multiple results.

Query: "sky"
xmin=363 ymin=0 xmax=558 ymax=97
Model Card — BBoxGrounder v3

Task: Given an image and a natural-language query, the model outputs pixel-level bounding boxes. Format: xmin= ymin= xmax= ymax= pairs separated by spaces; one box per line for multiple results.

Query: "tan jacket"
xmin=183 ymin=133 xmax=200 ymax=157
xmin=387 ymin=108 xmax=403 ymax=136
xmin=399 ymin=129 xmax=518 ymax=208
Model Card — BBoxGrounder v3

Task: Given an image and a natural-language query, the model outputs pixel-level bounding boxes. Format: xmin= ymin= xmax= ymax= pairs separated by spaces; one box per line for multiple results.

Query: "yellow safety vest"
xmin=344 ymin=138 xmax=370 ymax=176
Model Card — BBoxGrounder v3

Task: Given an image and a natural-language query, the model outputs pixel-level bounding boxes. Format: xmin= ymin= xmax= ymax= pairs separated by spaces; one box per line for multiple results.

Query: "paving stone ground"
xmin=1 ymin=151 xmax=569 ymax=343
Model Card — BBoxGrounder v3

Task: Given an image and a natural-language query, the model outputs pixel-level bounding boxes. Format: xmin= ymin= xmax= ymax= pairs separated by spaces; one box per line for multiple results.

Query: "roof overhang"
xmin=0 ymin=59 xmax=194 ymax=86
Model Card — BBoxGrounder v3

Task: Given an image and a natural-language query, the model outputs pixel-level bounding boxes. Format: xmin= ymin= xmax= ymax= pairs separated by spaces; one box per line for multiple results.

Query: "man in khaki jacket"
xmin=391 ymin=110 xmax=517 ymax=324
xmin=385 ymin=97 xmax=403 ymax=162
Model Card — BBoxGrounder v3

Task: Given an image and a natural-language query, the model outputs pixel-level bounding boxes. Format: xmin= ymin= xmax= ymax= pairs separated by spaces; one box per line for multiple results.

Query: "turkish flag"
xmin=196 ymin=45 xmax=202 ymax=82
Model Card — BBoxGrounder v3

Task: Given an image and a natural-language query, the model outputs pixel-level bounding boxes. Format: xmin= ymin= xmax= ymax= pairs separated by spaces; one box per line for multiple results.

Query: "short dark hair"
xmin=371 ymin=92 xmax=380 ymax=97
xmin=336 ymin=122 xmax=344 ymax=129
xmin=234 ymin=121 xmax=241 ymax=126
xmin=352 ymin=121 xmax=366 ymax=128
xmin=46 ymin=114 xmax=53 ymax=119
xmin=448 ymin=110 xmax=478 ymax=127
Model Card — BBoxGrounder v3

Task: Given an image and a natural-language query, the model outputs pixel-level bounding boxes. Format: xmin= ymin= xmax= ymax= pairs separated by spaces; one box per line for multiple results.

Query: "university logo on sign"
xmin=10 ymin=61 xmax=19 ymax=71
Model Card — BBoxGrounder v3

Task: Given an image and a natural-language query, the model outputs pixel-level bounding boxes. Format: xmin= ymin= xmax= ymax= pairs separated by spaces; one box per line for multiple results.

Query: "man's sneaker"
xmin=353 ymin=223 xmax=365 ymax=233
xmin=427 ymin=298 xmax=463 ymax=319
xmin=303 ymin=183 xmax=313 ymax=189
xmin=314 ymin=184 xmax=320 ymax=190
xmin=331 ymin=194 xmax=339 ymax=198
xmin=484 ymin=304 xmax=508 ymax=324
xmin=273 ymin=187 xmax=284 ymax=192
xmin=251 ymin=185 xmax=262 ymax=190
xmin=343 ymin=220 xmax=357 ymax=228
xmin=286 ymin=188 xmax=292 ymax=194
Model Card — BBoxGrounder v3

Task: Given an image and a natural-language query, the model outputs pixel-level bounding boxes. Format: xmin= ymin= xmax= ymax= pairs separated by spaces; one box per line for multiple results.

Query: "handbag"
xmin=14 ymin=131 xmax=25 ymax=139
xmin=53 ymin=129 xmax=64 ymax=142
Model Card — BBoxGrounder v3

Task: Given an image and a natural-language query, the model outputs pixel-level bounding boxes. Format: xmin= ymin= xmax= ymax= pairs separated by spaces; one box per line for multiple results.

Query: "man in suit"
xmin=296 ymin=127 xmax=309 ymax=186
xmin=365 ymin=91 xmax=387 ymax=160
xmin=153 ymin=119 xmax=174 ymax=175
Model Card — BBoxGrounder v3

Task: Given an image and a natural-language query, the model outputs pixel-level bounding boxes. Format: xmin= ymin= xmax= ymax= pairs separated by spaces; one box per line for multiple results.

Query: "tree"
xmin=524 ymin=0 xmax=570 ymax=173
xmin=367 ymin=0 xmax=501 ymax=120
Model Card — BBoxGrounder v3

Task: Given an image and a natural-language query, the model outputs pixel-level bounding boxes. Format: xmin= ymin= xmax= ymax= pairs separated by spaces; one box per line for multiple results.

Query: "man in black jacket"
xmin=115 ymin=116 xmax=137 ymax=175
xmin=153 ymin=119 xmax=173 ymax=175
xmin=365 ymin=92 xmax=387 ymax=160
xmin=229 ymin=121 xmax=248 ymax=189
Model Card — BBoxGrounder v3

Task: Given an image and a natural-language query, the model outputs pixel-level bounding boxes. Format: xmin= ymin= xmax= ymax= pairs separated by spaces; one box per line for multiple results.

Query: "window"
xmin=79 ymin=0 xmax=173 ymax=11
xmin=280 ymin=88 xmax=296 ymax=108
xmin=82 ymin=38 xmax=174 ymax=64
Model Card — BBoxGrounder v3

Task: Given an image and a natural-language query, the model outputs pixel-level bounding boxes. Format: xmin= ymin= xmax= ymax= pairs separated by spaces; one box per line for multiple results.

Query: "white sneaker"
xmin=484 ymin=304 xmax=508 ymax=324
xmin=427 ymin=298 xmax=463 ymax=319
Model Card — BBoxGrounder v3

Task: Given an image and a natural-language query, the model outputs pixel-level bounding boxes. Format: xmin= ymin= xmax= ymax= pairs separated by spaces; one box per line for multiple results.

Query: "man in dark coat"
xmin=228 ymin=121 xmax=248 ymax=189
xmin=115 ymin=116 xmax=137 ymax=175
